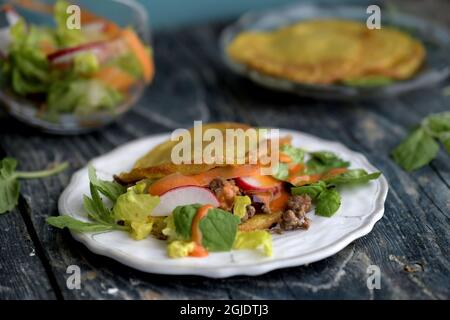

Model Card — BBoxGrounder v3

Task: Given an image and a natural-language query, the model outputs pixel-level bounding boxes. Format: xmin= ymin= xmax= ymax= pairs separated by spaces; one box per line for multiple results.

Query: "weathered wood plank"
xmin=0 ymin=0 xmax=449 ymax=300
xmin=0 ymin=141 xmax=58 ymax=300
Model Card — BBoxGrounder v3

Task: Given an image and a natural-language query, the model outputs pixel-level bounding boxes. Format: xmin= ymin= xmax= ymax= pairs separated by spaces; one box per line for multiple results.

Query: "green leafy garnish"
xmin=0 ymin=158 xmax=68 ymax=214
xmin=325 ymin=169 xmax=381 ymax=185
xmin=2 ymin=20 xmax=50 ymax=95
xmin=234 ymin=230 xmax=273 ymax=256
xmin=47 ymin=166 xmax=128 ymax=232
xmin=292 ymin=169 xmax=381 ymax=217
xmin=392 ymin=112 xmax=450 ymax=171
xmin=171 ymin=204 xmax=240 ymax=252
xmin=46 ymin=215 xmax=117 ymax=232
xmin=291 ymin=181 xmax=327 ymax=199
xmin=47 ymin=79 xmax=123 ymax=116
xmin=343 ymin=75 xmax=394 ymax=87
xmin=172 ymin=204 xmax=201 ymax=240
xmin=54 ymin=0 xmax=85 ymax=47
xmin=88 ymin=165 xmax=125 ymax=202
xmin=199 ymin=209 xmax=240 ymax=252
xmin=272 ymin=144 xmax=305 ymax=180
xmin=280 ymin=144 xmax=305 ymax=163
xmin=315 ymin=189 xmax=341 ymax=217
xmin=233 ymin=195 xmax=251 ymax=218
xmin=306 ymin=151 xmax=350 ymax=175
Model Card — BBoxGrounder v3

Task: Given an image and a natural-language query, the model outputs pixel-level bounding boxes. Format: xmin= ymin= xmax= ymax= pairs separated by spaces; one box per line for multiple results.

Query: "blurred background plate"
xmin=220 ymin=3 xmax=450 ymax=100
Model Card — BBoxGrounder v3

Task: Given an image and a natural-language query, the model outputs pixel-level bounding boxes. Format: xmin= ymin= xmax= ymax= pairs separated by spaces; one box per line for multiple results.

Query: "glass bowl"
xmin=0 ymin=0 xmax=151 ymax=134
xmin=220 ymin=3 xmax=450 ymax=100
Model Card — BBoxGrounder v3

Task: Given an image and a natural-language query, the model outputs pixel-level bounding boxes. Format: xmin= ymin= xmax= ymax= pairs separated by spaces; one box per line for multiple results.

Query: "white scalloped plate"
xmin=58 ymin=130 xmax=388 ymax=278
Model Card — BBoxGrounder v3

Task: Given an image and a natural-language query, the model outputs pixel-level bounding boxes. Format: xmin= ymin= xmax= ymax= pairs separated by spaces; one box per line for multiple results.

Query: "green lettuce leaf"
xmin=4 ymin=20 xmax=50 ymax=95
xmin=291 ymin=181 xmax=327 ymax=199
xmin=54 ymin=0 xmax=85 ymax=47
xmin=113 ymin=185 xmax=160 ymax=223
xmin=233 ymin=195 xmax=251 ymax=218
xmin=167 ymin=240 xmax=195 ymax=258
xmin=47 ymin=79 xmax=123 ymax=115
xmin=234 ymin=230 xmax=273 ymax=256
xmin=306 ymin=151 xmax=350 ymax=174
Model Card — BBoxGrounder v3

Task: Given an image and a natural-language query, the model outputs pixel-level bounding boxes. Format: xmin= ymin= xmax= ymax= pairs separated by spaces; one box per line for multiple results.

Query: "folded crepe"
xmin=116 ymin=122 xmax=260 ymax=184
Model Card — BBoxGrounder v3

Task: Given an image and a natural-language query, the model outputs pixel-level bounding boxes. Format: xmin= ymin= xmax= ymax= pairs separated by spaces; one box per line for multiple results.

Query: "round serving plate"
xmin=58 ymin=129 xmax=388 ymax=278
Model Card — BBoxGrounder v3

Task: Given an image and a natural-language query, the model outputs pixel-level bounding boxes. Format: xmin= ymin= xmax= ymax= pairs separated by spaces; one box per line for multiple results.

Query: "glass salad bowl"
xmin=0 ymin=0 xmax=152 ymax=134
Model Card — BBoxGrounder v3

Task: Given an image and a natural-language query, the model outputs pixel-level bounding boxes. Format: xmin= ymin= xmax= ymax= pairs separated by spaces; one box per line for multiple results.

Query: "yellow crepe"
xmin=117 ymin=122 xmax=259 ymax=184
xmin=227 ymin=19 xmax=425 ymax=84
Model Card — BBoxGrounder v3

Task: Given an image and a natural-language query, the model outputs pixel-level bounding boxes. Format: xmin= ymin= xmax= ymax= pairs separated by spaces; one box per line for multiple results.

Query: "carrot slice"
xmin=148 ymin=165 xmax=260 ymax=196
xmin=279 ymin=152 xmax=292 ymax=163
xmin=121 ymin=29 xmax=154 ymax=83
xmin=269 ymin=189 xmax=289 ymax=212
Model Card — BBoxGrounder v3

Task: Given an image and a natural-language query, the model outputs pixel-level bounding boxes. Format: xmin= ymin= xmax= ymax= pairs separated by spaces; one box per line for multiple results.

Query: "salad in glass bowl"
xmin=0 ymin=0 xmax=153 ymax=133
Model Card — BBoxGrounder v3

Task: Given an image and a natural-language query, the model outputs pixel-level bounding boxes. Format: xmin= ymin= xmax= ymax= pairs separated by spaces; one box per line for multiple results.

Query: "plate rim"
xmin=58 ymin=130 xmax=389 ymax=278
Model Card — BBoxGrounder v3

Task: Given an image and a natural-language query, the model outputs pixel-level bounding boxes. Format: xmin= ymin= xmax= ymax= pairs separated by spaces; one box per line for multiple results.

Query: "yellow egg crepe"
xmin=227 ymin=19 xmax=425 ymax=85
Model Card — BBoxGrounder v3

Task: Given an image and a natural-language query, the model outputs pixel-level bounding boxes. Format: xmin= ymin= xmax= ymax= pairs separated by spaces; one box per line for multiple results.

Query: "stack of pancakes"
xmin=227 ymin=20 xmax=425 ymax=85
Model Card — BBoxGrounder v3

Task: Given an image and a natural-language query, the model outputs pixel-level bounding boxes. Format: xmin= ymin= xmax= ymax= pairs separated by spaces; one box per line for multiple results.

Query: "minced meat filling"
xmin=241 ymin=204 xmax=256 ymax=222
xmin=280 ymin=194 xmax=312 ymax=230
xmin=209 ymin=178 xmax=241 ymax=211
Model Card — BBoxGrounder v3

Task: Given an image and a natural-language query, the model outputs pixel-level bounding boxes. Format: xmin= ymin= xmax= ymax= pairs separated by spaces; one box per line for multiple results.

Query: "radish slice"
xmin=151 ymin=186 xmax=219 ymax=217
xmin=235 ymin=175 xmax=282 ymax=192
xmin=47 ymin=39 xmax=127 ymax=66
xmin=47 ymin=41 xmax=107 ymax=65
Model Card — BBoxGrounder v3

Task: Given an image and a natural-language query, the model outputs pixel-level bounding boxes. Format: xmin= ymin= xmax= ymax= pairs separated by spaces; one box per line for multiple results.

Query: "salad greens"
xmin=392 ymin=112 xmax=450 ymax=171
xmin=0 ymin=157 xmax=68 ymax=214
xmin=233 ymin=195 xmax=251 ymax=218
xmin=0 ymin=0 xmax=152 ymax=118
xmin=274 ymin=144 xmax=381 ymax=217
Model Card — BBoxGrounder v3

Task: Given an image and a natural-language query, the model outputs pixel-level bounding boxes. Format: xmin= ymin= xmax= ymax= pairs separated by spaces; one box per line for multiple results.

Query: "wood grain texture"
xmin=0 ymin=1 xmax=449 ymax=300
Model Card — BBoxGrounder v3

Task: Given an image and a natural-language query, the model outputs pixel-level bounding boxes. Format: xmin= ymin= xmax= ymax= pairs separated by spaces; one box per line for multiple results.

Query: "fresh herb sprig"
xmin=0 ymin=157 xmax=69 ymax=214
xmin=392 ymin=112 xmax=450 ymax=171
xmin=47 ymin=165 xmax=127 ymax=232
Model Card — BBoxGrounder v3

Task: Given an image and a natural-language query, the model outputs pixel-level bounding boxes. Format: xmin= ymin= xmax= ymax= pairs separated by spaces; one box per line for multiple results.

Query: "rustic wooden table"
xmin=0 ymin=8 xmax=449 ymax=300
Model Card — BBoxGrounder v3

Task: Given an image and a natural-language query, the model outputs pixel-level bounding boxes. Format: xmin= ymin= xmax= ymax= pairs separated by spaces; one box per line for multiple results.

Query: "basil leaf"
xmin=88 ymin=165 xmax=126 ymax=202
xmin=315 ymin=189 xmax=341 ymax=217
xmin=306 ymin=151 xmax=350 ymax=174
xmin=0 ymin=157 xmax=68 ymax=214
xmin=423 ymin=112 xmax=450 ymax=135
xmin=439 ymin=132 xmax=450 ymax=154
xmin=391 ymin=128 xmax=440 ymax=171
xmin=0 ymin=158 xmax=20 ymax=214
xmin=199 ymin=208 xmax=240 ymax=252
xmin=172 ymin=204 xmax=201 ymax=240
xmin=291 ymin=181 xmax=327 ymax=199
xmin=46 ymin=215 xmax=117 ymax=232
xmin=325 ymin=169 xmax=381 ymax=185
xmin=84 ymin=183 xmax=114 ymax=224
